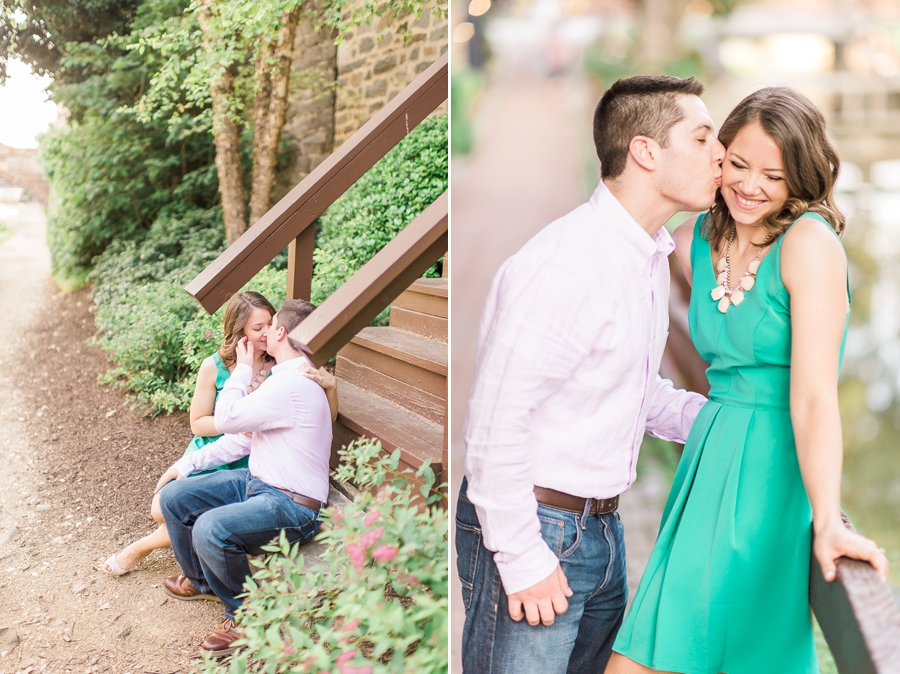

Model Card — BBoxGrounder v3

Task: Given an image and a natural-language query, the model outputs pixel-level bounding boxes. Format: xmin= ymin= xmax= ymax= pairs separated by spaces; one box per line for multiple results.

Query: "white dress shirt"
xmin=463 ymin=181 xmax=707 ymax=595
xmin=173 ymin=356 xmax=333 ymax=504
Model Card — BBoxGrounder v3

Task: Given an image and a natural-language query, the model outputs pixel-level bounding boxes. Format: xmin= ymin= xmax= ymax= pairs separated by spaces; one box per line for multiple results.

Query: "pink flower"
xmin=363 ymin=510 xmax=380 ymax=528
xmin=331 ymin=509 xmax=345 ymax=524
xmin=345 ymin=543 xmax=366 ymax=569
xmin=398 ymin=572 xmax=421 ymax=586
xmin=341 ymin=667 xmax=373 ymax=674
xmin=340 ymin=618 xmax=360 ymax=633
xmin=371 ymin=545 xmax=398 ymax=563
xmin=283 ymin=645 xmax=296 ymax=655
xmin=204 ymin=330 xmax=213 ymax=339
xmin=335 ymin=650 xmax=357 ymax=667
xmin=360 ymin=526 xmax=383 ymax=548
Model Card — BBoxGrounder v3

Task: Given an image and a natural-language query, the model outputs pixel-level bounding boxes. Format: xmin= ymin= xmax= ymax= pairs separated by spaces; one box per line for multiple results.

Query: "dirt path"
xmin=0 ymin=203 xmax=230 ymax=673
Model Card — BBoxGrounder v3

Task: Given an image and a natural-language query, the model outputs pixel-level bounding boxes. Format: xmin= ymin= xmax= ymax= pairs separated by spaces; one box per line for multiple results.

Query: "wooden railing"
xmin=185 ymin=50 xmax=448 ymax=314
xmin=811 ymin=514 xmax=900 ymax=673
xmin=289 ymin=191 xmax=447 ymax=365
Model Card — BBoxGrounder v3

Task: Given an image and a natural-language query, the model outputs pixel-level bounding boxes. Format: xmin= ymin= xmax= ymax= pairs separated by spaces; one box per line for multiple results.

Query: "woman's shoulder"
xmin=781 ymin=214 xmax=842 ymax=252
xmin=672 ymin=215 xmax=701 ymax=248
xmin=780 ymin=215 xmax=846 ymax=278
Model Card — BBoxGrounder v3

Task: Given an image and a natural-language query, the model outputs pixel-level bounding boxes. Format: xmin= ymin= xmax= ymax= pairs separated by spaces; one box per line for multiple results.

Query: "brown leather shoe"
xmin=201 ymin=619 xmax=243 ymax=658
xmin=163 ymin=574 xmax=222 ymax=603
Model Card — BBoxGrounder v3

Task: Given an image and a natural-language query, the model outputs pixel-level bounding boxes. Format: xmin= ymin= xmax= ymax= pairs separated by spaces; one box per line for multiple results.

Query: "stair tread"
xmin=409 ymin=277 xmax=447 ymax=297
xmin=350 ymin=326 xmax=447 ymax=374
xmin=336 ymin=381 xmax=442 ymax=465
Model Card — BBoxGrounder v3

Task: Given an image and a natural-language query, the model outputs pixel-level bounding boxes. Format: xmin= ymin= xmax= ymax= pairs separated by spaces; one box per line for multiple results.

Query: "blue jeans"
xmin=456 ymin=478 xmax=628 ymax=674
xmin=159 ymin=469 xmax=320 ymax=620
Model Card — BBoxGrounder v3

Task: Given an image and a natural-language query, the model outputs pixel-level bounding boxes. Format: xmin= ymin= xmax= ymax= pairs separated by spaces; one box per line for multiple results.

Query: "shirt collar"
xmin=588 ymin=181 xmax=675 ymax=273
xmin=271 ymin=354 xmax=311 ymax=374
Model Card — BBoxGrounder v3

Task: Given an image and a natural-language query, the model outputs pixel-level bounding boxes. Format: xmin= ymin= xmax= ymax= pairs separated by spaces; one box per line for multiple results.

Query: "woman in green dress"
xmin=607 ymin=88 xmax=889 ymax=673
xmin=102 ymin=291 xmax=338 ymax=576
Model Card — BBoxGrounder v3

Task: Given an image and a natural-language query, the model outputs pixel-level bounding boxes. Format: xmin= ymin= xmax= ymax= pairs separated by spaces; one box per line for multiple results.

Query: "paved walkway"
xmin=449 ymin=65 xmax=599 ymax=671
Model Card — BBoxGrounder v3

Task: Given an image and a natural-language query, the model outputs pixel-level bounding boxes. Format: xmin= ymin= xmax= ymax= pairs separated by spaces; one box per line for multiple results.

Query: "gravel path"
xmin=0 ymin=202 xmax=237 ymax=673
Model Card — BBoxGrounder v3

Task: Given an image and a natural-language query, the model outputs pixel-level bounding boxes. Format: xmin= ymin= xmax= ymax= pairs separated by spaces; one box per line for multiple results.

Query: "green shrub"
xmin=90 ymin=114 xmax=447 ymax=414
xmin=311 ymin=113 xmax=448 ymax=304
xmin=195 ymin=437 xmax=447 ymax=673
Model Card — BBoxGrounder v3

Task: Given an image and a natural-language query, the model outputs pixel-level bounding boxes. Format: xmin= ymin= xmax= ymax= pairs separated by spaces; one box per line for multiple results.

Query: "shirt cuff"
xmin=223 ymin=363 xmax=253 ymax=391
xmin=494 ymin=538 xmax=561 ymax=596
xmin=173 ymin=456 xmax=194 ymax=478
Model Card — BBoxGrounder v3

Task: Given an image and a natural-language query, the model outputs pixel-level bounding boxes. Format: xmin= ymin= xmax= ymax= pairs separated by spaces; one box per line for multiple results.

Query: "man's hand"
xmin=507 ymin=564 xmax=573 ymax=626
xmin=297 ymin=361 xmax=336 ymax=391
xmin=154 ymin=465 xmax=185 ymax=494
xmin=235 ymin=336 xmax=254 ymax=368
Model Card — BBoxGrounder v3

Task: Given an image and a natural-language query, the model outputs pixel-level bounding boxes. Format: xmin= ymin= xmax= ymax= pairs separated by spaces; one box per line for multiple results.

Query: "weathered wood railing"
xmin=185 ymin=51 xmax=448 ymax=313
xmin=288 ymin=192 xmax=447 ymax=365
xmin=811 ymin=514 xmax=900 ymax=673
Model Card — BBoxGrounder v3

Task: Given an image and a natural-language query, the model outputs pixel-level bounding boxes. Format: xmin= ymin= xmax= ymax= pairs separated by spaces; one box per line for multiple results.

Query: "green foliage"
xmin=0 ymin=0 xmax=142 ymax=84
xmin=89 ymin=111 xmax=446 ymax=415
xmin=0 ymin=222 xmax=11 ymax=246
xmin=450 ymin=71 xmax=481 ymax=156
xmin=312 ymin=113 xmax=448 ymax=304
xmin=195 ymin=437 xmax=448 ymax=673
xmin=39 ymin=0 xmax=220 ymax=286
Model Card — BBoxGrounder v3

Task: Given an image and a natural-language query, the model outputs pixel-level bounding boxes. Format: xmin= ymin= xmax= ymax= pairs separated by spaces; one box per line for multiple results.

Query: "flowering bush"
xmin=195 ymin=437 xmax=447 ymax=673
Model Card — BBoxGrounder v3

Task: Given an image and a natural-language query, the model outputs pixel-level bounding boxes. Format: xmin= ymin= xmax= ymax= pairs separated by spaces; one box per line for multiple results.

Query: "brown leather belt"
xmin=534 ymin=486 xmax=619 ymax=515
xmin=274 ymin=488 xmax=321 ymax=513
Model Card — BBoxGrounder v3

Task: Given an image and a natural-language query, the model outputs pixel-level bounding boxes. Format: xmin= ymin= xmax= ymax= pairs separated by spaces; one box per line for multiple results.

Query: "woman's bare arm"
xmin=189 ymin=356 xmax=221 ymax=437
xmin=783 ymin=218 xmax=888 ymax=581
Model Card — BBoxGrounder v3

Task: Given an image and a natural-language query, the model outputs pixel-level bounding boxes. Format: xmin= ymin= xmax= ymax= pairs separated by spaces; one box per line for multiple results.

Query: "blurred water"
xmin=834 ymin=162 xmax=900 ymax=587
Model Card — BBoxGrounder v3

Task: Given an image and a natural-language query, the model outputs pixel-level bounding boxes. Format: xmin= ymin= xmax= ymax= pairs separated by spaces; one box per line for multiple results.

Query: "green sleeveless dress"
xmin=181 ymin=353 xmax=250 ymax=475
xmin=613 ymin=213 xmax=848 ymax=673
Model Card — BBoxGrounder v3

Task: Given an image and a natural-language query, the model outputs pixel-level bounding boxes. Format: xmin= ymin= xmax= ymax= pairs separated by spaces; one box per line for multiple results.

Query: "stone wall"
xmin=278 ymin=4 xmax=447 ymax=193
xmin=334 ymin=6 xmax=448 ymax=147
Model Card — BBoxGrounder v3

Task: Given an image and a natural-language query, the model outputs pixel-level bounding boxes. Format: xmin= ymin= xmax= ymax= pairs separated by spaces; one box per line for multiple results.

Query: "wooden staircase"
xmin=331 ymin=277 xmax=447 ymax=483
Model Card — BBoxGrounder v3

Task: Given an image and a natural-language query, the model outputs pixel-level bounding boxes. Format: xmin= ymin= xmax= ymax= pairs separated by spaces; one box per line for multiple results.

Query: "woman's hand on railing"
xmin=813 ymin=521 xmax=889 ymax=582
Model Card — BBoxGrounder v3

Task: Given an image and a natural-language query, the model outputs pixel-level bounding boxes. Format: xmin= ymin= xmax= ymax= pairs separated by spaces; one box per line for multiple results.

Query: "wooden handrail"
xmin=288 ymin=191 xmax=447 ymax=366
xmin=185 ymin=50 xmax=448 ymax=313
xmin=810 ymin=513 xmax=900 ymax=672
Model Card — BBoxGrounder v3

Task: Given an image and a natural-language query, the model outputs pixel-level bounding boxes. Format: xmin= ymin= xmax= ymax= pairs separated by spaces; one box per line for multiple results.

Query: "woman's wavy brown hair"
xmin=703 ymin=87 xmax=845 ymax=251
xmin=218 ymin=291 xmax=276 ymax=368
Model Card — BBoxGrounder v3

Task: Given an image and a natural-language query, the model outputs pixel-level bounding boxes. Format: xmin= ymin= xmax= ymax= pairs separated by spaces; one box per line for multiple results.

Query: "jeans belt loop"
xmin=580 ymin=497 xmax=592 ymax=530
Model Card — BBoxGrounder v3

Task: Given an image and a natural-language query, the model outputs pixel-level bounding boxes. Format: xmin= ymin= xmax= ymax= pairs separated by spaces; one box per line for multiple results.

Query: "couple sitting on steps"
xmin=103 ymin=294 xmax=338 ymax=658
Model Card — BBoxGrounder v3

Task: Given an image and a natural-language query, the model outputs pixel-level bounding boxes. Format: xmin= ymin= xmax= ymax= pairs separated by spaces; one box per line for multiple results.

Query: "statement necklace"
xmin=710 ymin=227 xmax=772 ymax=314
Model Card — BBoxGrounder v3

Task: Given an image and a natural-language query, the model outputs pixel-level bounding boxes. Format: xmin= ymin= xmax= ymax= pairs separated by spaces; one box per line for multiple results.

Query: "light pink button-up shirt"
xmin=174 ymin=357 xmax=333 ymax=504
xmin=463 ymin=181 xmax=707 ymax=595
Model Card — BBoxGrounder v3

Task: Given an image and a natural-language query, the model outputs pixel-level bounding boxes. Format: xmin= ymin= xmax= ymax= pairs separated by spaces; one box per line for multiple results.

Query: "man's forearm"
xmin=173 ymin=433 xmax=251 ymax=476
xmin=644 ymin=375 xmax=707 ymax=443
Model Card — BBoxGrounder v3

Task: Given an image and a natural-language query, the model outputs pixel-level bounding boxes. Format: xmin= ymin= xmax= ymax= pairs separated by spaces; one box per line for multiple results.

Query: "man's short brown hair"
xmin=593 ymin=75 xmax=705 ymax=180
xmin=275 ymin=299 xmax=316 ymax=336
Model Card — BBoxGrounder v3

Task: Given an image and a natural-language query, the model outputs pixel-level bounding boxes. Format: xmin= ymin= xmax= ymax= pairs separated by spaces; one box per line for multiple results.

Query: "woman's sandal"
xmin=102 ymin=552 xmax=133 ymax=576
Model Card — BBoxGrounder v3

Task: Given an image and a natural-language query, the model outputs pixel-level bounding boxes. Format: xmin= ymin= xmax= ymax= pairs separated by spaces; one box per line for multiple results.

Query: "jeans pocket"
xmin=455 ymin=496 xmax=481 ymax=611
xmin=537 ymin=506 xmax=581 ymax=559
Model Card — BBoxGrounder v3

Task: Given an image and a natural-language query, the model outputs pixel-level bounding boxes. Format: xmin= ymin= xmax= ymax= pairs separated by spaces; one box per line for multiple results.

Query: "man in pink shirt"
xmin=457 ymin=75 xmax=725 ymax=673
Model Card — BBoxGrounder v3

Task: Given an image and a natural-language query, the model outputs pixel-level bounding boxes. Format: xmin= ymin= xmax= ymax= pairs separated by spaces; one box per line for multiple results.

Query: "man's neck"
xmin=604 ymin=178 xmax=676 ymax=239
xmin=272 ymin=349 xmax=304 ymax=366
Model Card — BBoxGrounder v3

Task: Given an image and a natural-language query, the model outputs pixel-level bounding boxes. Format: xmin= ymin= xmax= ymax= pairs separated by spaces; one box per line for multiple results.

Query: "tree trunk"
xmin=198 ymin=3 xmax=248 ymax=243
xmin=249 ymin=9 xmax=300 ymax=226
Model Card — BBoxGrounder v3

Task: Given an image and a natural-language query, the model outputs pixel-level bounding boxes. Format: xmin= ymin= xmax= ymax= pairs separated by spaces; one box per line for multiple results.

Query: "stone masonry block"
xmin=365 ymin=79 xmax=388 ymax=98
xmin=373 ymin=55 xmax=397 ymax=75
